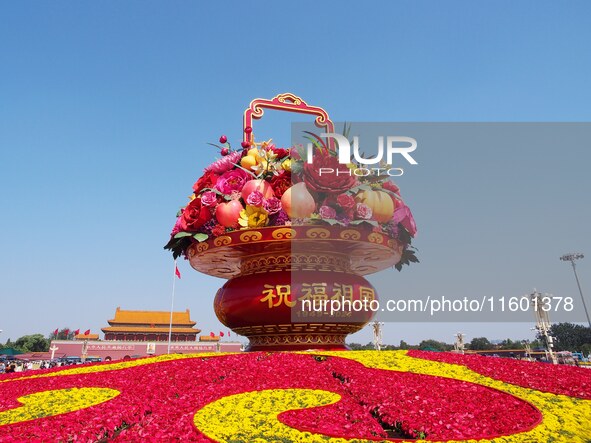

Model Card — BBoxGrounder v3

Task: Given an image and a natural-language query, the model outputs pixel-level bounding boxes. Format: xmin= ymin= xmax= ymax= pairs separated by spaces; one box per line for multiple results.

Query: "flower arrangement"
xmin=2 ymin=351 xmax=591 ymax=441
xmin=165 ymin=128 xmax=419 ymax=270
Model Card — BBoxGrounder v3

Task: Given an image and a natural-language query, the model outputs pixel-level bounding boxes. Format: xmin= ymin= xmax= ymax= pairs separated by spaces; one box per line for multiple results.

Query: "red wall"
xmin=51 ymin=340 xmax=242 ymax=361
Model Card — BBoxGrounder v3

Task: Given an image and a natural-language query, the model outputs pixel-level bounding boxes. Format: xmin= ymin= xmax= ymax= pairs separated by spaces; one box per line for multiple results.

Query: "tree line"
xmin=349 ymin=323 xmax=591 ymax=354
xmin=0 ymin=328 xmax=77 ymax=353
xmin=2 ymin=323 xmax=590 ymax=354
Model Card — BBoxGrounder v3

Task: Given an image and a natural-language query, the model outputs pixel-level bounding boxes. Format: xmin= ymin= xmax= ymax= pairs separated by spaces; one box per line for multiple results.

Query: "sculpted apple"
xmin=215 ymin=200 xmax=244 ymax=227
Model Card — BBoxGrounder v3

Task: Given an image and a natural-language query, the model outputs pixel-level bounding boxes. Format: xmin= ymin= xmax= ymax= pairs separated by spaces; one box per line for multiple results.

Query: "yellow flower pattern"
xmin=0 ymin=388 xmax=119 ymax=426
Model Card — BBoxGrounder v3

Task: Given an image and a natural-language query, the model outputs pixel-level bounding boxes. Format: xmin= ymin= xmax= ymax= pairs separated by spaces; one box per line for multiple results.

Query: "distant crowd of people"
xmin=0 ymin=359 xmax=78 ymax=374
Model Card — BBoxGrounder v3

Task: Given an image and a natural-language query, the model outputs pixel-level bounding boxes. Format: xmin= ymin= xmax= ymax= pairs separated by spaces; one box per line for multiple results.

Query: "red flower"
xmin=303 ymin=153 xmax=357 ymax=194
xmin=271 ymin=147 xmax=290 ymax=159
xmin=270 ymin=171 xmax=292 ymax=197
xmin=192 ymin=170 xmax=219 ymax=195
xmin=336 ymin=193 xmax=355 ymax=210
xmin=409 ymin=350 xmax=591 ymax=399
xmin=180 ymin=197 xmax=211 ymax=231
xmin=382 ymin=180 xmax=400 ymax=195
xmin=211 ymin=224 xmax=226 ymax=236
xmin=0 ymin=352 xmax=557 ymax=440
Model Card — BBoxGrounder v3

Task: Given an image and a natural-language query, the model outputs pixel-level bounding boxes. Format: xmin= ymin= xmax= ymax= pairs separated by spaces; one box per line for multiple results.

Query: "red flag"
xmin=74 ymin=329 xmax=80 ymax=336
xmin=228 ymin=330 xmax=231 ymax=337
xmin=220 ymin=331 xmax=224 ymax=337
xmin=210 ymin=332 xmax=215 ymax=338
xmin=175 ymin=264 xmax=181 ymax=279
xmin=63 ymin=329 xmax=69 ymax=336
xmin=84 ymin=329 xmax=90 ymax=335
xmin=53 ymin=328 xmax=59 ymax=336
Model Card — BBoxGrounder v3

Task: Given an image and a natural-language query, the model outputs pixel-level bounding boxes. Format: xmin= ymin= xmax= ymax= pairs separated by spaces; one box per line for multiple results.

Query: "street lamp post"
xmin=560 ymin=253 xmax=590 ymax=329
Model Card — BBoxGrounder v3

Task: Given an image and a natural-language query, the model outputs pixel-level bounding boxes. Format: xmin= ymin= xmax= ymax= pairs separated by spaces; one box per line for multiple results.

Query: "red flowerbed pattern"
xmin=408 ymin=350 xmax=591 ymax=399
xmin=0 ymin=353 xmax=541 ymax=442
xmin=281 ymin=356 xmax=541 ymax=440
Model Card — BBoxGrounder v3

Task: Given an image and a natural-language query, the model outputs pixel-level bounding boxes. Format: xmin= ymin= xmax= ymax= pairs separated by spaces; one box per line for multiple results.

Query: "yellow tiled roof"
xmin=75 ymin=334 xmax=100 ymax=340
xmin=102 ymin=326 xmax=200 ymax=334
xmin=199 ymin=335 xmax=220 ymax=342
xmin=107 ymin=307 xmax=196 ymax=326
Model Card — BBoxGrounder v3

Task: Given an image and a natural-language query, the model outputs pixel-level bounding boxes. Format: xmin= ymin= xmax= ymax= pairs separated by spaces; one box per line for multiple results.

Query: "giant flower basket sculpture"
xmin=165 ymin=93 xmax=418 ymax=350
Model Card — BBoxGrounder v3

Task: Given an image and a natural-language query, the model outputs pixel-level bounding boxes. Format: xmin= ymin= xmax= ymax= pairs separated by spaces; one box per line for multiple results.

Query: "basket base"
xmin=244 ymin=332 xmax=351 ymax=352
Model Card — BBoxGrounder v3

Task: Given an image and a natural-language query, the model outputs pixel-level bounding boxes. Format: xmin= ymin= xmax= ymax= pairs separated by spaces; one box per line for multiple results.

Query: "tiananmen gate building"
xmin=49 ymin=307 xmax=242 ymax=361
xmin=102 ymin=307 xmax=201 ymax=342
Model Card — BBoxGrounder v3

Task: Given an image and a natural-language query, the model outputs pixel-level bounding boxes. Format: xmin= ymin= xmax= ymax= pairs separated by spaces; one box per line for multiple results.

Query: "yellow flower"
xmin=194 ymin=389 xmax=346 ymax=443
xmin=239 ymin=205 xmax=269 ymax=228
xmin=0 ymin=388 xmax=120 ymax=426
xmin=281 ymin=158 xmax=292 ymax=172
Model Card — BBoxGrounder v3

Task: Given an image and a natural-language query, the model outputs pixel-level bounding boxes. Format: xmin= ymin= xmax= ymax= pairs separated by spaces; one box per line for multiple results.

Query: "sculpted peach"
xmin=281 ymin=182 xmax=315 ymax=218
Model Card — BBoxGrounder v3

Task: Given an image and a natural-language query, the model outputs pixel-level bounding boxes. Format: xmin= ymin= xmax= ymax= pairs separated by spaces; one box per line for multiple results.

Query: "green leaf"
xmin=174 ymin=232 xmax=193 ymax=239
xmin=290 ymin=160 xmax=303 ymax=175
xmin=320 ymin=218 xmax=343 ymax=226
xmin=201 ymin=187 xmax=224 ymax=196
xmin=302 ymin=131 xmax=328 ymax=150
xmin=350 ymin=219 xmax=378 ymax=227
xmin=193 ymin=233 xmax=209 ymax=242
xmin=347 ymin=184 xmax=372 ymax=195
xmin=232 ymin=163 xmax=258 ymax=178
xmin=342 ymin=122 xmax=351 ymax=139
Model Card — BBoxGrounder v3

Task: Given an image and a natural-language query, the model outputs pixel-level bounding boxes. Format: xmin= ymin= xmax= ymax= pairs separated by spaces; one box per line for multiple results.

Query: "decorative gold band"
xmin=240 ymin=252 xmax=352 ymax=275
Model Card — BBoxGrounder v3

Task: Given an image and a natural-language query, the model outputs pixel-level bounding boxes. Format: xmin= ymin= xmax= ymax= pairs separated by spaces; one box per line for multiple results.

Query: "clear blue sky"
xmin=1 ymin=1 xmax=590 ymax=346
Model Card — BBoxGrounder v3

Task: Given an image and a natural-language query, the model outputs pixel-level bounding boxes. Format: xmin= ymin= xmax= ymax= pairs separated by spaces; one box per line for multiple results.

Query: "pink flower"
xmin=204 ymin=151 xmax=242 ymax=174
xmin=336 ymin=193 xmax=355 ymax=210
xmin=201 ymin=191 xmax=218 ymax=207
xmin=263 ymin=197 xmax=282 ymax=215
xmin=215 ymin=169 xmax=249 ymax=195
xmin=246 ymin=190 xmax=264 ymax=206
xmin=319 ymin=205 xmax=337 ymax=219
xmin=392 ymin=201 xmax=417 ymax=236
xmin=170 ymin=215 xmax=184 ymax=236
xmin=355 ymin=203 xmax=372 ymax=220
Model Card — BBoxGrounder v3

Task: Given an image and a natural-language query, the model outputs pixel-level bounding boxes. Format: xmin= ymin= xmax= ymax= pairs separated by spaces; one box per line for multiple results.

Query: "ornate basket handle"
xmin=243 ymin=93 xmax=335 ymax=145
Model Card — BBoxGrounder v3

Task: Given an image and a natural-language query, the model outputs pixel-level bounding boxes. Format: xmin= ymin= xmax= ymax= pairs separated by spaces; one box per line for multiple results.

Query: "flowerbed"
xmin=1 ymin=351 xmax=590 ymax=442
xmin=407 ymin=349 xmax=591 ymax=399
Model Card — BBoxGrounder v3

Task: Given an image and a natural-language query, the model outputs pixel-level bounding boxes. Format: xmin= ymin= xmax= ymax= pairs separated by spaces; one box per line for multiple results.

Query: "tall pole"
xmin=531 ymin=290 xmax=557 ymax=364
xmin=372 ymin=321 xmax=383 ymax=351
xmin=560 ymin=253 xmax=590 ymax=328
xmin=167 ymin=260 xmax=178 ymax=354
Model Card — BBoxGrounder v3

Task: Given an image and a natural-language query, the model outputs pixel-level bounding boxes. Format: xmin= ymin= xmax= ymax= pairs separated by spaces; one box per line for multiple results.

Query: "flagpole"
xmin=167 ymin=260 xmax=177 ymax=354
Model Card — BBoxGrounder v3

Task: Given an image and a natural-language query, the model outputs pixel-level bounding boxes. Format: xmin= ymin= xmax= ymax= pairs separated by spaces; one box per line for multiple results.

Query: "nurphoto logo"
xmin=306 ymin=133 xmax=418 ymax=177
